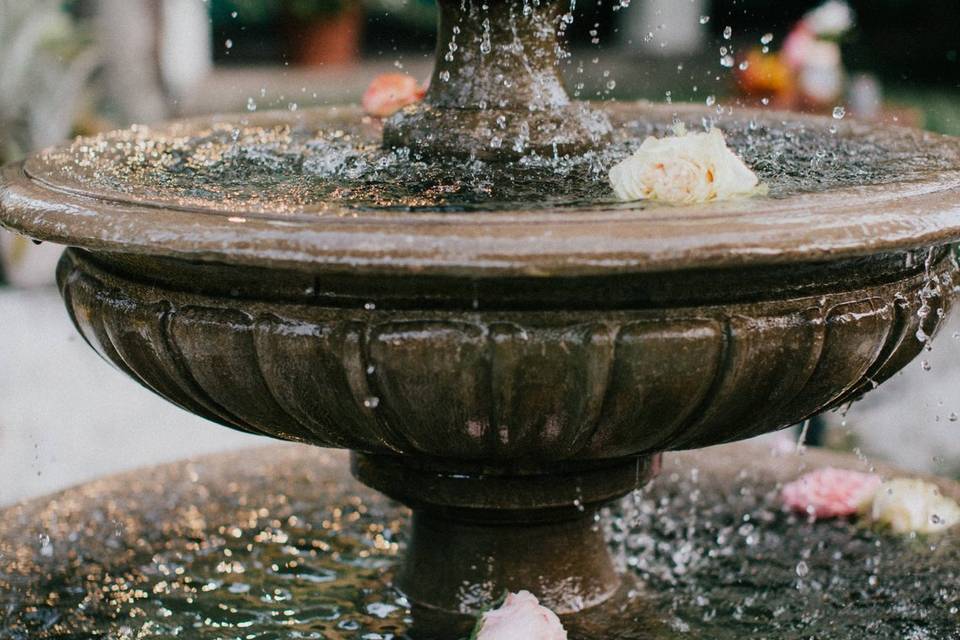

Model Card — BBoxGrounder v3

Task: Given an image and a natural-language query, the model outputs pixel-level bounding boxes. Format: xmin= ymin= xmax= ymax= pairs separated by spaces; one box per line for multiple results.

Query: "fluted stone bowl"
xmin=59 ymin=247 xmax=950 ymax=462
xmin=3 ymin=103 xmax=960 ymax=625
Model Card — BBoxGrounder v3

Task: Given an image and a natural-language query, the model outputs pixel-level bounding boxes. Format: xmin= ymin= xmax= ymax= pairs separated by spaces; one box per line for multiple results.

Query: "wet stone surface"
xmin=2 ymin=444 xmax=959 ymax=639
xmin=28 ymin=105 xmax=960 ymax=215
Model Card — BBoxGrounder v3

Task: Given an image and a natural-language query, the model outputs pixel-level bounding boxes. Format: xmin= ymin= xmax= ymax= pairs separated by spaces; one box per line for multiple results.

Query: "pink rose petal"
xmin=476 ymin=591 xmax=567 ymax=640
xmin=361 ymin=73 xmax=426 ymax=118
xmin=782 ymin=468 xmax=881 ymax=519
xmin=782 ymin=23 xmax=815 ymax=69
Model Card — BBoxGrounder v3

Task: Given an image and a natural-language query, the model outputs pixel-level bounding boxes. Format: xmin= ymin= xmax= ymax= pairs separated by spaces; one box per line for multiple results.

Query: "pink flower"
xmin=361 ymin=73 xmax=426 ymax=118
xmin=782 ymin=24 xmax=815 ymax=69
xmin=474 ymin=591 xmax=567 ymax=640
xmin=782 ymin=468 xmax=882 ymax=519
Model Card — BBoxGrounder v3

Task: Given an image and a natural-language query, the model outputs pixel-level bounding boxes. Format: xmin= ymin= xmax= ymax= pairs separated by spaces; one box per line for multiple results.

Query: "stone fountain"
xmin=3 ymin=0 xmax=960 ymax=636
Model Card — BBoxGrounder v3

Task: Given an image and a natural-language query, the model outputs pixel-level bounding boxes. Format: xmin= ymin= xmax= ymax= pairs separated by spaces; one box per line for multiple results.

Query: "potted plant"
xmin=285 ymin=0 xmax=364 ymax=67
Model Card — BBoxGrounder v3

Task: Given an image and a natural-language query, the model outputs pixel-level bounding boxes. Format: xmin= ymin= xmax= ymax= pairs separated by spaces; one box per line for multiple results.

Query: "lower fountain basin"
xmin=3 ymin=443 xmax=959 ymax=639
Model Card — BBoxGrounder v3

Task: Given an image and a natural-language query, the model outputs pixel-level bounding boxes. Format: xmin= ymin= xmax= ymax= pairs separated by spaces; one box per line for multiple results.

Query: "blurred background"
xmin=1 ymin=0 xmax=959 ymax=506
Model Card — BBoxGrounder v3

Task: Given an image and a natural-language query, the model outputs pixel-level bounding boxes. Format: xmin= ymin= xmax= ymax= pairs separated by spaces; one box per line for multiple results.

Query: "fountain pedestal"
xmin=354 ymin=453 xmax=660 ymax=615
xmin=384 ymin=0 xmax=612 ymax=158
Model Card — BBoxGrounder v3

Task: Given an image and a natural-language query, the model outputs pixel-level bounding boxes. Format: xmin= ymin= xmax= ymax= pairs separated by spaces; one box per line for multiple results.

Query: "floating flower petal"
xmin=870 ymin=479 xmax=960 ymax=534
xmin=474 ymin=591 xmax=567 ymax=640
xmin=362 ymin=73 xmax=427 ymax=118
xmin=782 ymin=468 xmax=881 ymax=519
xmin=609 ymin=128 xmax=762 ymax=205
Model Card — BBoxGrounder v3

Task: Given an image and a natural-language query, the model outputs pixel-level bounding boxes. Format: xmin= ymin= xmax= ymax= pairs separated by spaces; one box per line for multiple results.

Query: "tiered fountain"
xmin=3 ymin=0 xmax=960 ymax=637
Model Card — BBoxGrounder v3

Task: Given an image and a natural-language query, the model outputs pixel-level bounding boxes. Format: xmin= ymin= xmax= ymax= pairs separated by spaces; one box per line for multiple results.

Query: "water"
xmin=605 ymin=469 xmax=960 ymax=638
xmin=2 ymin=449 xmax=958 ymax=639
xmin=31 ymin=105 xmax=960 ymax=216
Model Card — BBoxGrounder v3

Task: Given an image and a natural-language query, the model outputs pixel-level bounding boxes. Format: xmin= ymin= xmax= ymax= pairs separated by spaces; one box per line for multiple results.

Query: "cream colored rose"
xmin=474 ymin=591 xmax=567 ymax=640
xmin=608 ymin=128 xmax=762 ymax=205
xmin=870 ymin=479 xmax=960 ymax=535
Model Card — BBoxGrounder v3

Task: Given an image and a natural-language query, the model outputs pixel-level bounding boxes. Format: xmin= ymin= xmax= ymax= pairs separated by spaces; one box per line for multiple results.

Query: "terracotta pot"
xmin=290 ymin=6 xmax=363 ymax=67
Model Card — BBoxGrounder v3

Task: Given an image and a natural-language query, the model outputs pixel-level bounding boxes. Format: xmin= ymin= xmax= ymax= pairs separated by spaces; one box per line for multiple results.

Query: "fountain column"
xmin=383 ymin=0 xmax=612 ymax=159
xmin=353 ymin=452 xmax=660 ymax=624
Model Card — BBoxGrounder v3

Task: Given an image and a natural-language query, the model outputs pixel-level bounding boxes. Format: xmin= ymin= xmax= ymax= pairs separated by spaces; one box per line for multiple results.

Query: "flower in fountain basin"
xmin=870 ymin=479 xmax=960 ymax=535
xmin=473 ymin=591 xmax=567 ymax=640
xmin=361 ymin=73 xmax=427 ymax=118
xmin=782 ymin=468 xmax=882 ymax=519
xmin=608 ymin=127 xmax=762 ymax=205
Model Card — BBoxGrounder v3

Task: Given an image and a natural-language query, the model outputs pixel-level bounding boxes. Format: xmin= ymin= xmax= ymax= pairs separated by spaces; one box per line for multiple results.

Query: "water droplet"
xmin=39 ymin=533 xmax=53 ymax=557
xmin=699 ymin=15 xmax=710 ymax=24
xmin=705 ymin=95 xmax=716 ymax=107
xmin=246 ymin=97 xmax=257 ymax=112
xmin=225 ymin=39 xmax=233 ymax=50
xmin=722 ymin=26 xmax=732 ymax=39
xmin=795 ymin=561 xmax=809 ymax=577
xmin=832 ymin=106 xmax=846 ymax=120
xmin=363 ymin=396 xmax=380 ymax=409
xmin=761 ymin=33 xmax=774 ymax=45
xmin=720 ymin=55 xmax=735 ymax=68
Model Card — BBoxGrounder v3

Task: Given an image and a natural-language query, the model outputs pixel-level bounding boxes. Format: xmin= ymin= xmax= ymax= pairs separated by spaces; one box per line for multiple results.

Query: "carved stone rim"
xmin=2 ymin=104 xmax=960 ymax=277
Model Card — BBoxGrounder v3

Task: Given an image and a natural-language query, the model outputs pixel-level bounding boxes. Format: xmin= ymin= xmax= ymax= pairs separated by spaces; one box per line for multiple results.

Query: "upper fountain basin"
xmin=2 ymin=103 xmax=960 ymax=280
xmin=4 ymin=102 xmax=960 ymax=464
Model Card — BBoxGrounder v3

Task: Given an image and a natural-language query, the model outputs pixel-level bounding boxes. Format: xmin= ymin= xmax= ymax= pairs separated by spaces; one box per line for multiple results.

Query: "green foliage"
xmin=216 ymin=0 xmax=351 ymax=24
xmin=286 ymin=0 xmax=348 ymax=19
xmin=213 ymin=0 xmax=437 ymax=29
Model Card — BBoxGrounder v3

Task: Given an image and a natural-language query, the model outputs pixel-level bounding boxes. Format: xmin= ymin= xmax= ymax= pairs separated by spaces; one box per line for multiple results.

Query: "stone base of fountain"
xmin=353 ymin=452 xmax=660 ymax=616
xmin=4 ymin=442 xmax=959 ymax=639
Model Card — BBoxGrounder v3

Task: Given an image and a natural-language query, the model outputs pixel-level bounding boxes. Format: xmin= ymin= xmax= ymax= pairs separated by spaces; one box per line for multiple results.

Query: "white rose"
xmin=870 ymin=479 xmax=960 ymax=535
xmin=803 ymin=0 xmax=855 ymax=38
xmin=474 ymin=591 xmax=567 ymax=640
xmin=609 ymin=128 xmax=762 ymax=205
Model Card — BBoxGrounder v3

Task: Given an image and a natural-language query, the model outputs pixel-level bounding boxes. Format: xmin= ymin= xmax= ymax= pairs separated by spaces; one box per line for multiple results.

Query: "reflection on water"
xmin=2 ymin=447 xmax=958 ymax=639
